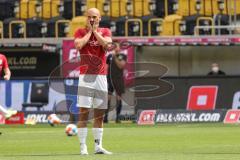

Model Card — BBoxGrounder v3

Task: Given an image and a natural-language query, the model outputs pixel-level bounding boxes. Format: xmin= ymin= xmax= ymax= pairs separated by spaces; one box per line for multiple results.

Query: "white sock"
xmin=0 ymin=105 xmax=8 ymax=115
xmin=77 ymin=128 xmax=88 ymax=145
xmin=92 ymin=128 xmax=103 ymax=149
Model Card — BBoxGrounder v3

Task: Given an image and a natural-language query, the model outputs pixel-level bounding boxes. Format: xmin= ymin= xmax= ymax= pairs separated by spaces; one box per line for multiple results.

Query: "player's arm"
xmin=93 ymin=27 xmax=112 ymax=49
xmin=2 ymin=56 xmax=11 ymax=80
xmin=74 ymin=29 xmax=92 ymax=50
xmin=74 ymin=31 xmax=92 ymax=50
xmin=3 ymin=68 xmax=11 ymax=80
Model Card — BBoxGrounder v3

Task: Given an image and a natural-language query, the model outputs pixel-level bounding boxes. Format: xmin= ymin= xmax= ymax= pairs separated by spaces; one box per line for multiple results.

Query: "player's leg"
xmin=104 ymin=77 xmax=114 ymax=123
xmin=0 ymin=104 xmax=8 ymax=116
xmin=77 ymin=107 xmax=90 ymax=155
xmin=76 ymin=94 xmax=92 ymax=155
xmin=93 ymin=108 xmax=112 ymax=154
xmin=92 ymin=75 xmax=112 ymax=154
xmin=104 ymin=93 xmax=113 ymax=123
xmin=0 ymin=104 xmax=17 ymax=119
xmin=115 ymin=94 xmax=122 ymax=123
xmin=76 ymin=74 xmax=95 ymax=155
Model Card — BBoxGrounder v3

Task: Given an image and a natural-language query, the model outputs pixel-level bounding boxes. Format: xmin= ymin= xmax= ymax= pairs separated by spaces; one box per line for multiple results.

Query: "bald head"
xmin=87 ymin=8 xmax=101 ymax=17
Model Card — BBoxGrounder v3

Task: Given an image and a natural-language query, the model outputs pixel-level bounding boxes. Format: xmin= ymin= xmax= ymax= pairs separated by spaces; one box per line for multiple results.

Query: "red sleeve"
xmin=103 ymin=28 xmax=112 ymax=37
xmin=2 ymin=55 xmax=9 ymax=69
xmin=74 ymin=29 xmax=84 ymax=39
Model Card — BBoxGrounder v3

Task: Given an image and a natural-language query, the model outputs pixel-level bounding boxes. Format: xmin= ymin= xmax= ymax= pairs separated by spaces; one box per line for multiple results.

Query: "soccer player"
xmin=74 ymin=8 xmax=112 ymax=155
xmin=0 ymin=53 xmax=17 ymax=118
xmin=104 ymin=43 xmax=127 ymax=123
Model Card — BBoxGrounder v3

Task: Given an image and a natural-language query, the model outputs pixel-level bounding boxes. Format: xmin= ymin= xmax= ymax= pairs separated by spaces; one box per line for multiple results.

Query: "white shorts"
xmin=77 ymin=74 xmax=108 ymax=109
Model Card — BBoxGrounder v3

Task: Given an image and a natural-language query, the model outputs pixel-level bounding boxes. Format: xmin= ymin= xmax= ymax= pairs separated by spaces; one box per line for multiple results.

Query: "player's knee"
xmin=77 ymin=120 xmax=88 ymax=128
xmin=94 ymin=118 xmax=104 ymax=128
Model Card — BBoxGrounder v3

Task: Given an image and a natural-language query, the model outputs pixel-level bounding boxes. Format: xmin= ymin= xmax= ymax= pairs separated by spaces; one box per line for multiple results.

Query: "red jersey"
xmin=0 ymin=54 xmax=9 ymax=76
xmin=74 ymin=28 xmax=112 ymax=75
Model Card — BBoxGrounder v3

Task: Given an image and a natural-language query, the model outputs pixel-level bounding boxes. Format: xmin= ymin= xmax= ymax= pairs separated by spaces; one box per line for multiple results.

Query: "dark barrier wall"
xmin=136 ymin=76 xmax=240 ymax=110
xmin=5 ymin=51 xmax=60 ymax=77
xmin=0 ymin=45 xmax=60 ymax=77
xmin=136 ymin=46 xmax=240 ymax=76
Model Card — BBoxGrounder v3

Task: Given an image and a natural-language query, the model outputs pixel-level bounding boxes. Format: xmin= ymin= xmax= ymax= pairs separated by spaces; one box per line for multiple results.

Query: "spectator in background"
xmin=104 ymin=43 xmax=127 ymax=123
xmin=207 ymin=63 xmax=226 ymax=76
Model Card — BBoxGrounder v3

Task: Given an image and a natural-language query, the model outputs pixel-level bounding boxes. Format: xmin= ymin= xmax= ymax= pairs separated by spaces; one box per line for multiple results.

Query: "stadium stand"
xmin=68 ymin=16 xmax=87 ymax=37
xmin=160 ymin=14 xmax=184 ymax=36
xmin=17 ymin=0 xmax=42 ymax=19
xmin=190 ymin=0 xmax=204 ymax=15
xmin=42 ymin=0 xmax=63 ymax=19
xmin=0 ymin=0 xmax=238 ymax=37
xmin=62 ymin=0 xmax=86 ymax=19
xmin=154 ymin=0 xmax=178 ymax=18
xmin=0 ymin=0 xmax=16 ymax=21
xmin=110 ymin=0 xmax=129 ymax=18
xmin=48 ymin=17 xmax=70 ymax=38
xmin=133 ymin=0 xmax=150 ymax=17
xmin=26 ymin=17 xmax=45 ymax=37
xmin=87 ymin=0 xmax=108 ymax=16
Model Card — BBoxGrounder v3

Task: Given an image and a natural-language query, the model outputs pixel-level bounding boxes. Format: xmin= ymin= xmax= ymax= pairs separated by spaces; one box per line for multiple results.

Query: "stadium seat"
xmin=18 ymin=0 xmax=42 ymax=19
xmin=110 ymin=0 xmax=129 ymax=17
xmin=176 ymin=0 xmax=190 ymax=16
xmin=194 ymin=16 xmax=215 ymax=35
xmin=0 ymin=0 xmax=17 ymax=21
xmin=133 ymin=0 xmax=150 ymax=17
xmin=68 ymin=16 xmax=87 ymax=37
xmin=190 ymin=0 xmax=204 ymax=15
xmin=214 ymin=14 xmax=229 ymax=35
xmin=87 ymin=0 xmax=108 ymax=16
xmin=203 ymin=0 xmax=214 ymax=16
xmin=154 ymin=0 xmax=177 ymax=18
xmin=115 ymin=16 xmax=132 ymax=36
xmin=226 ymin=0 xmax=240 ymax=15
xmin=147 ymin=18 xmax=164 ymax=36
xmin=176 ymin=0 xmax=204 ymax=16
xmin=203 ymin=0 xmax=229 ymax=15
xmin=0 ymin=21 xmax=3 ymax=39
xmin=22 ymin=82 xmax=49 ymax=111
xmin=63 ymin=0 xmax=86 ymax=19
xmin=209 ymin=0 xmax=240 ymax=15
xmin=42 ymin=0 xmax=63 ymax=19
xmin=26 ymin=17 xmax=45 ymax=37
xmin=3 ymin=18 xmax=26 ymax=38
xmin=184 ymin=14 xmax=202 ymax=35
xmin=46 ymin=16 xmax=69 ymax=37
xmin=115 ymin=16 xmax=125 ymax=36
xmin=160 ymin=14 xmax=184 ymax=36
xmin=142 ymin=15 xmax=162 ymax=36
xmin=99 ymin=16 xmax=111 ymax=28
xmin=125 ymin=18 xmax=143 ymax=36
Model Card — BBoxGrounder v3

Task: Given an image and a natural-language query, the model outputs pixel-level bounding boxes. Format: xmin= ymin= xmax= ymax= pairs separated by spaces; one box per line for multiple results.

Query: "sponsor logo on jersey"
xmin=88 ymin=40 xmax=100 ymax=46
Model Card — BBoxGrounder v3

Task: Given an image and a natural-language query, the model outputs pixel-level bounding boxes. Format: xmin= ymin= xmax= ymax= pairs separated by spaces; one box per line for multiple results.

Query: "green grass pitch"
xmin=1 ymin=123 xmax=240 ymax=160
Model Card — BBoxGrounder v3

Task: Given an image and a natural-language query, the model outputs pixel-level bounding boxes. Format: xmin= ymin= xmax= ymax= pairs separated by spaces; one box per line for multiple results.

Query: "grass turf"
xmin=1 ymin=123 xmax=240 ymax=160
